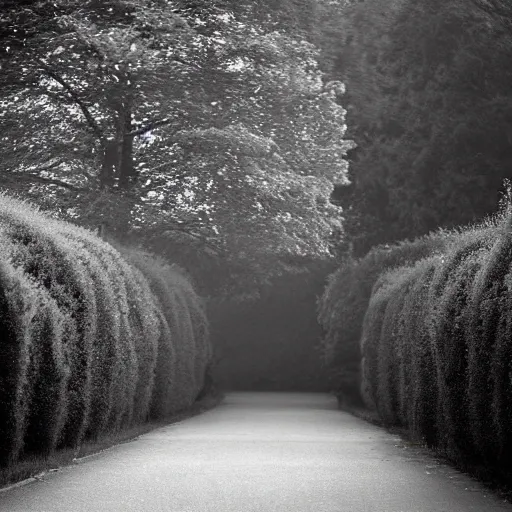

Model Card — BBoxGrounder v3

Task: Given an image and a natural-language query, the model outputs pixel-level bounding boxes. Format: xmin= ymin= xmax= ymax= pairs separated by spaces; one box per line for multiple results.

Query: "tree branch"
xmin=128 ymin=118 xmax=174 ymax=137
xmin=37 ymin=59 xmax=104 ymax=141
xmin=172 ymin=55 xmax=202 ymax=71
xmin=2 ymin=171 xmax=85 ymax=191
xmin=27 ymin=173 xmax=85 ymax=191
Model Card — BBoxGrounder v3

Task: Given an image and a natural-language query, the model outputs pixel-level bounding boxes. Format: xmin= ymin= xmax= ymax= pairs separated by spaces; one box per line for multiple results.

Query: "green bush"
xmin=375 ymin=273 xmax=410 ymax=425
xmin=427 ymin=229 xmax=495 ymax=459
xmin=0 ymin=204 xmax=97 ymax=449
xmin=122 ymin=251 xmax=181 ymax=416
xmin=103 ymin=247 xmax=160 ymax=426
xmin=360 ymin=285 xmax=392 ymax=411
xmin=123 ymin=263 xmax=160 ymax=425
xmin=56 ymin=231 xmax=122 ymax=438
xmin=172 ymin=272 xmax=210 ymax=396
xmin=466 ymin=218 xmax=511 ymax=463
xmin=125 ymin=250 xmax=203 ymax=415
xmin=23 ymin=296 xmax=69 ymax=456
xmin=318 ymin=232 xmax=451 ymax=399
xmin=323 ymin=207 xmax=512 ymax=481
xmin=168 ymin=286 xmax=199 ymax=407
xmin=397 ymin=258 xmax=438 ymax=438
xmin=0 ymin=193 xmax=212 ymax=467
xmin=0 ymin=236 xmax=44 ymax=465
xmin=492 ymin=262 xmax=512 ymax=471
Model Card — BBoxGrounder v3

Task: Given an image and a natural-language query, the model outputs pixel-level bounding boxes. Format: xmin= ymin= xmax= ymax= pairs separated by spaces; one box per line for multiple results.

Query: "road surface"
xmin=0 ymin=392 xmax=510 ymax=512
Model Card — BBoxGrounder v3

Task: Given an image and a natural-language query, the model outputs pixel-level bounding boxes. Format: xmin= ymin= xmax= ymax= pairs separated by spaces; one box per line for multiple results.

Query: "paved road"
xmin=0 ymin=392 xmax=511 ymax=512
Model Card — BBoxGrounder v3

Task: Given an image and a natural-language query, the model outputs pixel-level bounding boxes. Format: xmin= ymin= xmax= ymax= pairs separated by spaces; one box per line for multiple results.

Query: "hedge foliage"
xmin=0 ymin=194 xmax=212 ymax=467
xmin=317 ymin=231 xmax=451 ymax=402
xmin=320 ymin=212 xmax=512 ymax=476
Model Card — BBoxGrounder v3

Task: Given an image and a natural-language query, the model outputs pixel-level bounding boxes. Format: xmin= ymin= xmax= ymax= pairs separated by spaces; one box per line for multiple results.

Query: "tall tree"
xmin=0 ymin=0 xmax=354 ymax=293
xmin=329 ymin=0 xmax=512 ymax=255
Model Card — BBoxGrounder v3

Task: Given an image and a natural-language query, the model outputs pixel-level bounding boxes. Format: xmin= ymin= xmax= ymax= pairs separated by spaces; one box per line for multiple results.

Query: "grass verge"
xmin=0 ymin=390 xmax=224 ymax=491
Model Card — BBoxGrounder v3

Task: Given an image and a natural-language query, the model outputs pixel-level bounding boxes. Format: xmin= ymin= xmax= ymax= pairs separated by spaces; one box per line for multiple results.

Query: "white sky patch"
xmin=216 ymin=13 xmax=233 ymax=23
xmin=226 ymin=57 xmax=247 ymax=72
xmin=141 ymin=131 xmax=156 ymax=143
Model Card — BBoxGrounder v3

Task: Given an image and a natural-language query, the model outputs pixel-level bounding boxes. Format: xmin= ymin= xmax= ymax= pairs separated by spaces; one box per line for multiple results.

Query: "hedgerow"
xmin=119 ymin=248 xmax=208 ymax=416
xmin=0 ymin=207 xmax=98 ymax=450
xmin=427 ymin=228 xmax=495 ymax=459
xmin=492 ymin=258 xmax=512 ymax=469
xmin=360 ymin=282 xmax=393 ymax=411
xmin=0 ymin=235 xmax=44 ymax=466
xmin=320 ymin=212 xmax=512 ymax=478
xmin=318 ymin=232 xmax=451 ymax=401
xmin=0 ymin=193 xmax=213 ymax=467
xmin=23 ymin=296 xmax=68 ymax=456
xmin=466 ymin=220 xmax=512 ymax=465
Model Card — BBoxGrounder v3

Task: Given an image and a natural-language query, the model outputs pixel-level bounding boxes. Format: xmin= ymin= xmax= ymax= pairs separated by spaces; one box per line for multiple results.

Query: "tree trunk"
xmin=100 ymin=71 xmax=136 ymax=190
xmin=118 ymin=93 xmax=135 ymax=189
xmin=100 ymin=139 xmax=118 ymax=188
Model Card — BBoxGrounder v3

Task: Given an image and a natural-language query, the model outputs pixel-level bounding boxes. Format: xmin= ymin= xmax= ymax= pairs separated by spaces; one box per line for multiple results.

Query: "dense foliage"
xmin=0 ymin=0 xmax=354 ymax=295
xmin=0 ymin=193 xmax=211 ymax=467
xmin=329 ymin=0 xmax=512 ymax=254
xmin=321 ymin=209 xmax=512 ymax=481
xmin=317 ymin=231 xmax=451 ymax=402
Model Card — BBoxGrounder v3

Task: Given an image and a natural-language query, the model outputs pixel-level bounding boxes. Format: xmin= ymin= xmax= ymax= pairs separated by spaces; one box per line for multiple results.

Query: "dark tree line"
xmin=327 ymin=0 xmax=512 ymax=255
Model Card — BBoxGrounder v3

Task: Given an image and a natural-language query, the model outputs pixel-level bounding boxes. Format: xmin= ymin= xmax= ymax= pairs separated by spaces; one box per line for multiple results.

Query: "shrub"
xmin=492 ymin=261 xmax=512 ymax=471
xmin=360 ymin=255 xmax=440 ymax=443
xmin=172 ymin=272 xmax=210 ymax=396
xmin=427 ymin=228 xmax=495 ymax=459
xmin=325 ymin=206 xmax=512 ymax=480
xmin=102 ymin=243 xmax=161 ymax=426
xmin=396 ymin=259 xmax=435 ymax=432
xmin=122 ymin=262 xmax=160 ymax=425
xmin=0 ymin=202 xmax=97 ymax=449
xmin=466 ymin=218 xmax=511 ymax=462
xmin=0 ymin=192 xmax=212 ymax=467
xmin=375 ymin=269 xmax=416 ymax=425
xmin=23 ymin=296 xmax=69 ymax=456
xmin=399 ymin=258 xmax=439 ymax=446
xmin=319 ymin=231 xmax=451 ymax=398
xmin=0 ymin=236 xmax=42 ymax=466
xmin=126 ymin=250 xmax=201 ymax=415
xmin=56 ymin=231 xmax=122 ymax=438
xmin=166 ymin=285 xmax=198 ymax=408
xmin=360 ymin=285 xmax=393 ymax=411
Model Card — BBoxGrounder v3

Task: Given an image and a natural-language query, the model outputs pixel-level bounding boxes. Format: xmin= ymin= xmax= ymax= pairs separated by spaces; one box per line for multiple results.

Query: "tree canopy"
xmin=329 ymin=0 xmax=512 ymax=255
xmin=0 ymin=0 xmax=354 ymax=294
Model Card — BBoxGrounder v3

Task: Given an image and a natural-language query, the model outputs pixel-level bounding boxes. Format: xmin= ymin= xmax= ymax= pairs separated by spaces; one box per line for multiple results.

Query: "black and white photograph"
xmin=0 ymin=0 xmax=512 ymax=510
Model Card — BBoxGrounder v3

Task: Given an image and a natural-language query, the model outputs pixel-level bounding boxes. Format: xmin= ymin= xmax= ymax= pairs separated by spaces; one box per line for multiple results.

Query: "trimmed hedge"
xmin=318 ymin=232 xmax=451 ymax=401
xmin=0 ymin=194 xmax=212 ymax=467
xmin=398 ymin=258 xmax=438 ymax=442
xmin=320 ymin=213 xmax=512 ymax=478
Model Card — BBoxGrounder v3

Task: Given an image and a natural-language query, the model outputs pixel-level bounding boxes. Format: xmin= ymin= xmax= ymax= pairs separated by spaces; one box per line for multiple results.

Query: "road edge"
xmin=0 ymin=391 xmax=225 ymax=493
